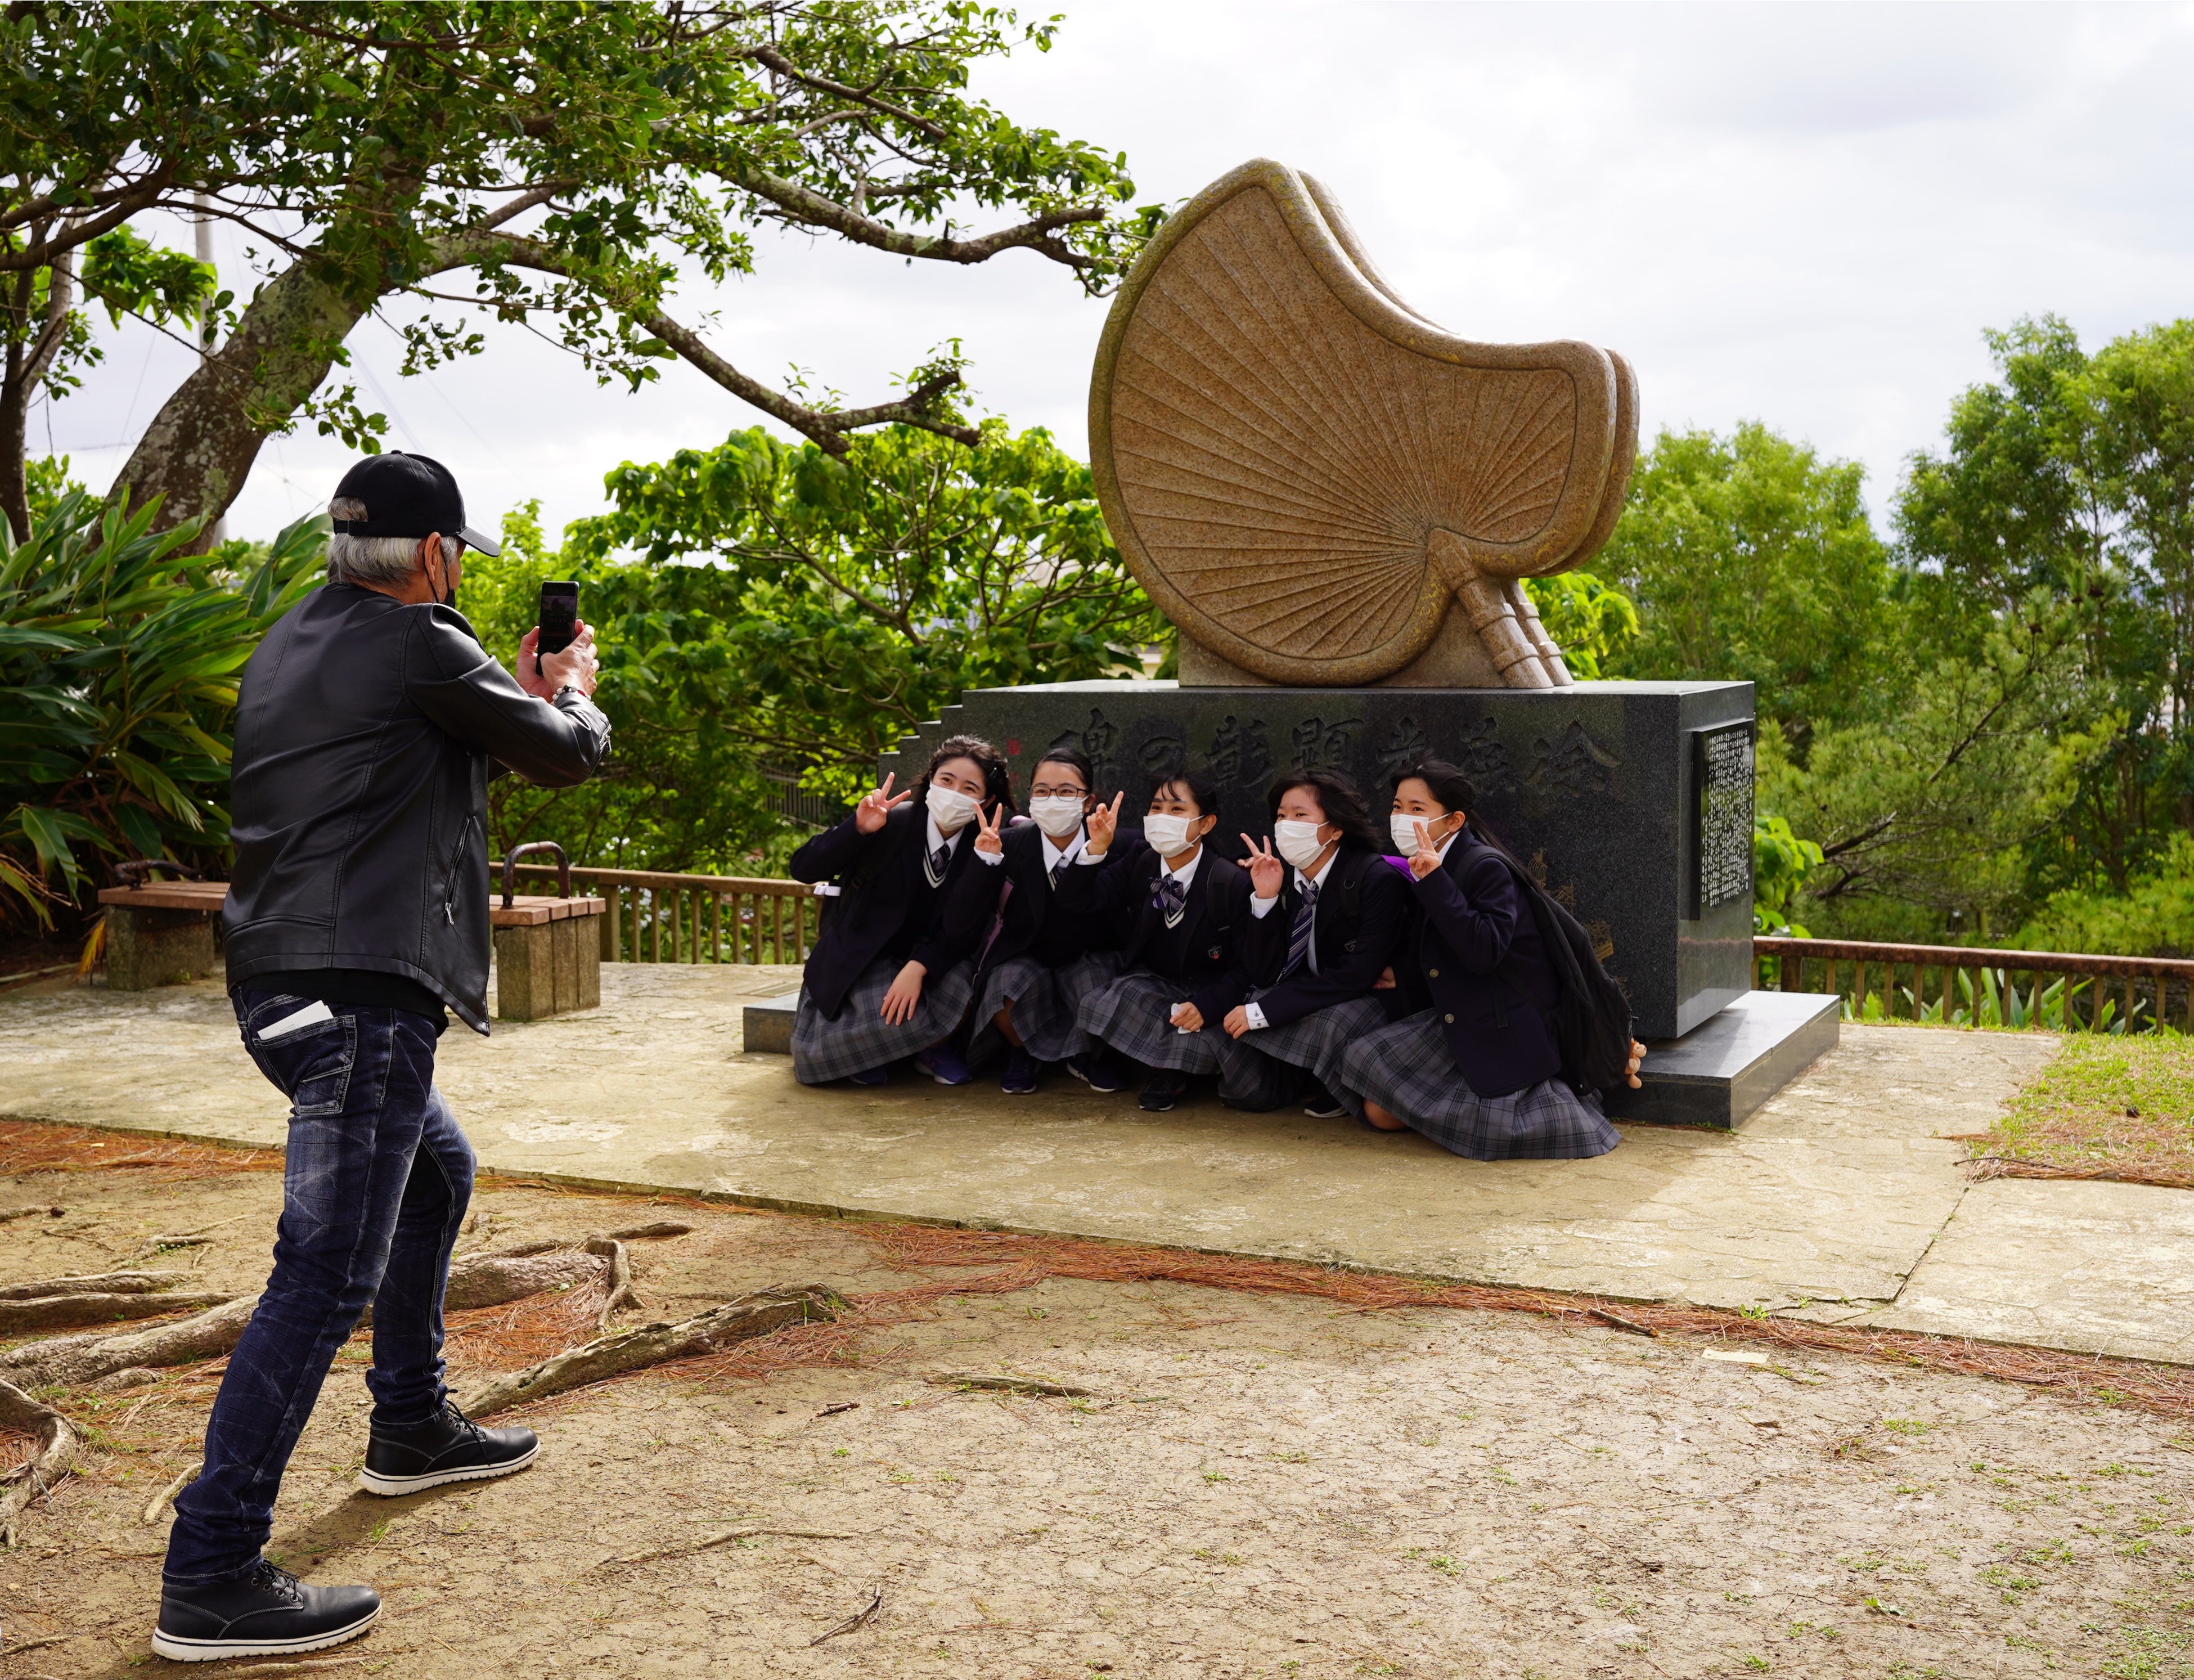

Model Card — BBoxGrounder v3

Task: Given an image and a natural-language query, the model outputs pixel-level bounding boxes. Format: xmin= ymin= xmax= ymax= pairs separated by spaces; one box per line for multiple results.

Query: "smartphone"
xmin=534 ymin=581 xmax=579 ymax=677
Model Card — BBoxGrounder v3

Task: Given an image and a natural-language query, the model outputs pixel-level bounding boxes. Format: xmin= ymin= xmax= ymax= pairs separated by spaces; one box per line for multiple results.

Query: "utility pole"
xmin=193 ymin=192 xmax=226 ymax=547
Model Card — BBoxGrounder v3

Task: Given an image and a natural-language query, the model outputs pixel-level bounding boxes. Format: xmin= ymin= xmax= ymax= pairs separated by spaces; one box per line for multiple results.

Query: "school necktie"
xmin=1151 ymin=874 xmax=1187 ymax=918
xmin=1283 ymin=878 xmax=1320 ymax=978
xmin=1050 ymin=854 xmax=1070 ymax=890
xmin=928 ymin=841 xmax=951 ymax=883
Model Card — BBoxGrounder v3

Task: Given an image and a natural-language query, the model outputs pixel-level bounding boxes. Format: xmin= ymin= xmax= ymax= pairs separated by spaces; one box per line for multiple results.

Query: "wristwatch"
xmin=554 ymin=684 xmax=586 ymax=704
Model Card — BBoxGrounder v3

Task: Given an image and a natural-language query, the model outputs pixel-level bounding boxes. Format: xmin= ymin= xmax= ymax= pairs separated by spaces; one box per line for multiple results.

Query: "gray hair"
xmin=326 ymin=497 xmax=458 ymax=585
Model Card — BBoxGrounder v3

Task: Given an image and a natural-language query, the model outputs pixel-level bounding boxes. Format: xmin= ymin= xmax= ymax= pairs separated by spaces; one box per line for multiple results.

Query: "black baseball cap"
xmin=329 ymin=451 xmax=501 ymax=556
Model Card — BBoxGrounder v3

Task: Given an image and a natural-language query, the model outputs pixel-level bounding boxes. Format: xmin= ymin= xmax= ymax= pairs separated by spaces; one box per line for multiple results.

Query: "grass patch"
xmin=1972 ymin=1033 xmax=2194 ymax=1188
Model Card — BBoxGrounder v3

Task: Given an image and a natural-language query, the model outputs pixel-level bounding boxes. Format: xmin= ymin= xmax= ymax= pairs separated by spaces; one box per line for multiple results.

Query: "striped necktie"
xmin=1283 ymin=878 xmax=1319 ymax=978
xmin=926 ymin=841 xmax=951 ymax=885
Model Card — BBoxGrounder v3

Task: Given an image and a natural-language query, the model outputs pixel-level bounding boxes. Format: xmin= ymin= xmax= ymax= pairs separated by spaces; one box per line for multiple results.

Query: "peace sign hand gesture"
xmin=973 ymin=801 xmax=1005 ymax=857
xmin=1241 ymin=833 xmax=1284 ymax=901
xmin=1408 ymin=817 xmax=1444 ymax=880
xmin=1085 ymin=792 xmax=1124 ymax=857
xmin=854 ymin=771 xmax=915 ymax=834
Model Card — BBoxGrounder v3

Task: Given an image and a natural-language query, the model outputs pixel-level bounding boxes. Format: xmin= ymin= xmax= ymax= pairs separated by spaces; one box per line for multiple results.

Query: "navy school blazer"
xmin=1405 ymin=831 xmax=1564 ymax=1098
xmin=1051 ymin=837 xmax=1258 ymax=1026
xmin=942 ymin=817 xmax=1120 ymax=977
xmin=787 ymin=803 xmax=987 ymax=1019
xmin=1240 ymin=841 xmax=1410 ymax=1030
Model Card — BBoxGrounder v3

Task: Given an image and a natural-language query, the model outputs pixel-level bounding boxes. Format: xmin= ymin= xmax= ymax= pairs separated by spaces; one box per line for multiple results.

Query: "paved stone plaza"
xmin=0 ymin=964 xmax=2185 ymax=1365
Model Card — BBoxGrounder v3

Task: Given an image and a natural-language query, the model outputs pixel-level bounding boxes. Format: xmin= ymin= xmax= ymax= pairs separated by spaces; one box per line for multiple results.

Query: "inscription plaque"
xmin=1693 ymin=722 xmax=1755 ymax=918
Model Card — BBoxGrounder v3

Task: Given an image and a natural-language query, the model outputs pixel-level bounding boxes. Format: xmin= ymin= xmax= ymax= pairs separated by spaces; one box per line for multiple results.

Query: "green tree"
xmin=1593 ymin=423 xmax=1893 ymax=748
xmin=1897 ymin=315 xmax=2194 ymax=894
xmin=458 ymin=422 xmax=1160 ymax=871
xmin=0 ymin=3 xmax=1141 ymax=532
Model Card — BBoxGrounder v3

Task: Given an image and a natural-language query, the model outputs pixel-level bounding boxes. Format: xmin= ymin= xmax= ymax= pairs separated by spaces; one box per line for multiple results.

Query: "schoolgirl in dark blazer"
xmin=785 ymin=734 xmax=1011 ymax=1088
xmin=1225 ymin=769 xmax=1409 ymax=1117
xmin=1333 ymin=757 xmax=1627 ymax=1160
xmin=1056 ymin=768 xmax=1265 ymax=1112
xmin=944 ymin=746 xmax=1124 ymax=1094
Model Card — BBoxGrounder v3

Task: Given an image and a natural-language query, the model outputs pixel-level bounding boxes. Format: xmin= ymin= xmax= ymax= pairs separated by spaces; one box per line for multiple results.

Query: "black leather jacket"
xmin=220 ymin=584 xmax=610 ymax=1034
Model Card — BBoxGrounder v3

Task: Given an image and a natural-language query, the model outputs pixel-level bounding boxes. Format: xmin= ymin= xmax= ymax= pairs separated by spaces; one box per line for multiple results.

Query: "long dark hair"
xmin=919 ymin=734 xmax=1014 ymax=815
xmin=1267 ymin=767 xmax=1384 ymax=854
xmin=1390 ymin=757 xmax=1513 ymax=858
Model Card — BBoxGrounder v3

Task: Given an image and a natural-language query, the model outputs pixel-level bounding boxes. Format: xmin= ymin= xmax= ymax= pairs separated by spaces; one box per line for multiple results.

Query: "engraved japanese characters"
xmin=1089 ymin=159 xmax=1638 ymax=690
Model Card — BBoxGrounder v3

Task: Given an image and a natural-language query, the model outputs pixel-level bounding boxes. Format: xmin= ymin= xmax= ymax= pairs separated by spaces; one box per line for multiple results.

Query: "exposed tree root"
xmin=0 ymin=1378 xmax=78 ymax=1544
xmin=460 ymin=1284 xmax=847 ymax=1417
xmin=1 ymin=1293 xmax=260 ymax=1389
xmin=1 ymin=1242 xmax=622 ymax=1390
xmin=0 ymin=1291 xmax=236 ymax=1335
xmin=0 ymin=1270 xmax=189 ymax=1300
xmin=141 ymin=1458 xmax=202 ymax=1525
xmin=0 ymin=1205 xmax=65 ymax=1224
xmin=441 ymin=1248 xmax=603 ymax=1313
xmin=584 ymin=1235 xmax=642 ymax=1332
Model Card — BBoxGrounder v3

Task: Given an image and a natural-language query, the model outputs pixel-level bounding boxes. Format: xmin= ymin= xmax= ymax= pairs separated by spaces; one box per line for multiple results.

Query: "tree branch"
xmin=726 ymin=167 xmax=1104 ymax=271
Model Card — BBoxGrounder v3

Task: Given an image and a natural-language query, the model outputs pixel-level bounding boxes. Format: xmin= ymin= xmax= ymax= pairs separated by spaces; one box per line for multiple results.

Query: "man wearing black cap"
xmin=152 ymin=453 xmax=610 ymax=1661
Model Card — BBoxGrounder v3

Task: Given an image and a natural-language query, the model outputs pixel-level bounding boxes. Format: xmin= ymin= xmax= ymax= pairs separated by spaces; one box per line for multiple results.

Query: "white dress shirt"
xmin=1243 ymin=848 xmax=1339 ymax=1028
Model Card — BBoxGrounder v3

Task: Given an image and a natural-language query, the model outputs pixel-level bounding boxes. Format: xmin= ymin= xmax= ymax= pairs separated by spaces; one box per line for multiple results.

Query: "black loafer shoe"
xmin=1138 ymin=1071 xmax=1189 ymax=1112
xmin=362 ymin=1400 xmax=538 ymax=1496
xmin=152 ymin=1560 xmax=379 ymax=1662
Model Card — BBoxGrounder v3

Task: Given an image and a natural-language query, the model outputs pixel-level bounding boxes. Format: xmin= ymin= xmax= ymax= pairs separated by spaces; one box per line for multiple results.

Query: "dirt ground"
xmin=2 ymin=1150 xmax=2192 ymax=1680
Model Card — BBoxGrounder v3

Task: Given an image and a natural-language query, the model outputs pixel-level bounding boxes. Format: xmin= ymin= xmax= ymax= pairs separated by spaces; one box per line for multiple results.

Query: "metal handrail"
xmin=501 ymin=841 xmax=570 ymax=908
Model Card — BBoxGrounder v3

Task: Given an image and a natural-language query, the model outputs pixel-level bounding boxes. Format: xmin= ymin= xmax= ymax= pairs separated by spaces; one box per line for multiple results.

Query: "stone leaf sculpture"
xmin=1089 ymin=159 xmax=1637 ymax=689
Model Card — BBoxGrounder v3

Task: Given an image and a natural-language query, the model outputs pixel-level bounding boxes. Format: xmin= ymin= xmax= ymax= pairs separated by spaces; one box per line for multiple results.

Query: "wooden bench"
xmin=97 ymin=850 xmax=606 ymax=1022
xmin=95 ymin=878 xmax=228 ymax=991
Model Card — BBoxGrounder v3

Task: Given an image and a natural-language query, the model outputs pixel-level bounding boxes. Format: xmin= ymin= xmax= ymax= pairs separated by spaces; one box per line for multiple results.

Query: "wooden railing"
xmin=1754 ymin=936 xmax=2194 ymax=1032
xmin=499 ymin=864 xmax=816 ymax=965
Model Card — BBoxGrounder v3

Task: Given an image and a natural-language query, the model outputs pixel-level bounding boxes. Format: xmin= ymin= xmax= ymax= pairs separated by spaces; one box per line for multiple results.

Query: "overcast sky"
xmin=46 ymin=1 xmax=2194 ymax=548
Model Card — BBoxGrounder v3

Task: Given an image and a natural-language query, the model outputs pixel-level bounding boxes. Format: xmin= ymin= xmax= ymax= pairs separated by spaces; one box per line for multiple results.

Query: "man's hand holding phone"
xmin=517 ymin=619 xmax=598 ymax=701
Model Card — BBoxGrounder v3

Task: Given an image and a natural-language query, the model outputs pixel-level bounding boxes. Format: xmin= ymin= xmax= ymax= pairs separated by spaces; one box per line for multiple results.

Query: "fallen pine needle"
xmin=1588 ymin=1308 xmax=1657 ymax=1338
xmin=597 ymin=1528 xmax=857 ymax=1569
xmin=930 ymin=1373 xmax=1091 ymax=1397
xmin=810 ymin=1584 xmax=883 ymax=1646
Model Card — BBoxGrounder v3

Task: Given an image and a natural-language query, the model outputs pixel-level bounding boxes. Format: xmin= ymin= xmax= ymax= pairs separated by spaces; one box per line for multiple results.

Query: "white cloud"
xmin=40 ymin=1 xmax=2194 ymax=548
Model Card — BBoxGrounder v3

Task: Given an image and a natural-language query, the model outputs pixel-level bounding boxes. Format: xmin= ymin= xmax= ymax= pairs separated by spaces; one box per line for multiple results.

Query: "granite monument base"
xmin=1607 ymin=989 xmax=1841 ymax=1130
xmin=880 ymin=679 xmax=1756 ymax=1043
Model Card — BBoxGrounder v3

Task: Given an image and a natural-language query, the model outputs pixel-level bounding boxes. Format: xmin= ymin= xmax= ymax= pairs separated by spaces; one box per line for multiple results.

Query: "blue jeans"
xmin=164 ymin=992 xmax=475 ymax=1586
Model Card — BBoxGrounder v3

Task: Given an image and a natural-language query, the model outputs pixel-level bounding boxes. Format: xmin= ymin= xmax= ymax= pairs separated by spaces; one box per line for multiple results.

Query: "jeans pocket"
xmin=242 ymin=1002 xmax=359 ymax=1117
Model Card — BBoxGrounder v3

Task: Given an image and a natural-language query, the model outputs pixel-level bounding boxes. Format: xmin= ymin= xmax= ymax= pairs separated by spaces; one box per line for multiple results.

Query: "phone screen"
xmin=536 ymin=581 xmax=578 ymax=676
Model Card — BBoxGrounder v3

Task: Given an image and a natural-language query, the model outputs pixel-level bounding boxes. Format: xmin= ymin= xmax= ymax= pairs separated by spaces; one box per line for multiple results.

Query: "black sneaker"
xmin=361 ymin=1400 xmax=538 ymax=1496
xmin=1302 ymin=1085 xmax=1348 ymax=1120
xmin=1066 ymin=1050 xmax=1125 ymax=1093
xmin=152 ymin=1559 xmax=379 ymax=1662
xmin=1001 ymin=1046 xmax=1041 ymax=1095
xmin=1138 ymin=1071 xmax=1189 ymax=1112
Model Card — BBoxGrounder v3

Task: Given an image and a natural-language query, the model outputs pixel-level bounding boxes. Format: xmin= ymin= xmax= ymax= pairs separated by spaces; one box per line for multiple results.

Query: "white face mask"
xmin=1029 ymin=795 xmax=1086 ymax=839
xmin=1273 ymin=819 xmax=1329 ymax=872
xmin=1141 ymin=812 xmax=1198 ymax=859
xmin=926 ymin=784 xmax=981 ymax=835
xmin=1391 ymin=812 xmax=1450 ymax=855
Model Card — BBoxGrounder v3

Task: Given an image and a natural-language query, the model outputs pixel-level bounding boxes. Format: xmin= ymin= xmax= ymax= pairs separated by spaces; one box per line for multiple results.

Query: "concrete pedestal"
xmin=743 ymin=991 xmax=799 ymax=1054
xmin=492 ymin=897 xmax=606 ymax=1022
xmin=96 ymin=881 xmax=229 ymax=991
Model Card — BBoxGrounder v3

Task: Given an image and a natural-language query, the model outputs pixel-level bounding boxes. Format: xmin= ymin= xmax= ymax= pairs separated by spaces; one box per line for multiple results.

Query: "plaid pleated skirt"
xmin=790 ymin=955 xmax=977 ymax=1085
xmin=1336 ymin=1008 xmax=1620 ymax=1161
xmin=1237 ymin=994 xmax=1394 ymax=1112
xmin=1078 ymin=970 xmax=1294 ymax=1109
xmin=965 ymin=950 xmax=1124 ymax=1070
